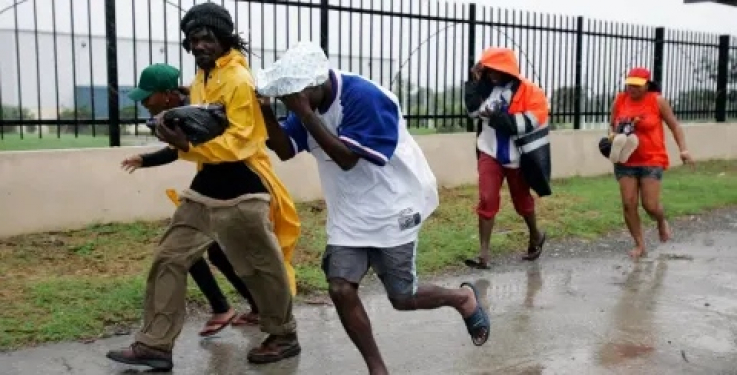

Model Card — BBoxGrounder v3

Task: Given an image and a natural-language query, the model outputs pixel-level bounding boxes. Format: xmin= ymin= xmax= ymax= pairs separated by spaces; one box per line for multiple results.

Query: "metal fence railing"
xmin=0 ymin=0 xmax=736 ymax=147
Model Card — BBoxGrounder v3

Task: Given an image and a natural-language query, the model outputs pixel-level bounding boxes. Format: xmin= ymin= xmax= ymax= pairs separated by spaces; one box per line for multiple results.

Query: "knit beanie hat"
xmin=180 ymin=2 xmax=234 ymax=47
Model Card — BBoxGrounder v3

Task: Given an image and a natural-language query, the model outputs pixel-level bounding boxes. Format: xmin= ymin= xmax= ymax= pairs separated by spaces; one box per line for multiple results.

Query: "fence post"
xmin=466 ymin=3 xmax=477 ymax=133
xmin=653 ymin=27 xmax=665 ymax=87
xmin=573 ymin=16 xmax=584 ymax=130
xmin=715 ymin=35 xmax=730 ymax=123
xmin=319 ymin=0 xmax=329 ymax=55
xmin=104 ymin=0 xmax=120 ymax=147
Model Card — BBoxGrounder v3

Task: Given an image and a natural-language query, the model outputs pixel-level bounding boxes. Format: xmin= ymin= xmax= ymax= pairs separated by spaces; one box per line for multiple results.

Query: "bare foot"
xmin=231 ymin=311 xmax=259 ymax=326
xmin=199 ymin=308 xmax=235 ymax=336
xmin=628 ymin=246 xmax=647 ymax=260
xmin=657 ymin=221 xmax=671 ymax=243
xmin=211 ymin=309 xmax=235 ymax=322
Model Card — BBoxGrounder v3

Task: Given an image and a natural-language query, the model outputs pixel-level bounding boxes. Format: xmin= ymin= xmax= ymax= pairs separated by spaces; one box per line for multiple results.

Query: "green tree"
xmin=693 ymin=52 xmax=737 ymax=118
xmin=1 ymin=105 xmax=34 ymax=120
xmin=432 ymin=86 xmax=467 ymax=132
xmin=391 ymin=76 xmax=418 ymax=110
xmin=674 ymin=88 xmax=717 ymax=121
xmin=590 ymin=92 xmax=616 ymax=113
xmin=549 ymin=86 xmax=590 ymax=129
xmin=406 ymin=105 xmax=429 ymax=129
xmin=391 ymin=78 xmax=433 ymax=129
xmin=59 ymin=106 xmax=93 ymax=120
xmin=58 ymin=106 xmax=108 ymax=135
xmin=694 ymin=53 xmax=737 ymax=84
xmin=120 ymin=105 xmax=142 ymax=119
xmin=1 ymin=104 xmax=35 ymax=133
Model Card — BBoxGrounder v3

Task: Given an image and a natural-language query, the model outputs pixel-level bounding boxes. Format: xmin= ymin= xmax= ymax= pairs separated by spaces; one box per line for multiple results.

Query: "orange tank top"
xmin=612 ymin=92 xmax=669 ymax=169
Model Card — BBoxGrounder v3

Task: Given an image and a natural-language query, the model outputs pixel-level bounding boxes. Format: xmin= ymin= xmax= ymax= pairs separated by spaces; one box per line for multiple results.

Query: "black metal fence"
xmin=0 ymin=0 xmax=736 ymax=148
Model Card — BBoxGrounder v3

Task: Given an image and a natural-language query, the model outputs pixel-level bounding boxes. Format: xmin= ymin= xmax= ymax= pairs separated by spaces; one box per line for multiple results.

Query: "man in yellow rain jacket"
xmin=106 ymin=3 xmax=301 ymax=370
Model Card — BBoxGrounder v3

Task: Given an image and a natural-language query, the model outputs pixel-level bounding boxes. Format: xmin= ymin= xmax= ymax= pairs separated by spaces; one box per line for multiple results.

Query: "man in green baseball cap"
xmin=127 ymin=63 xmax=187 ymax=116
xmin=122 ymin=61 xmax=264 ymax=345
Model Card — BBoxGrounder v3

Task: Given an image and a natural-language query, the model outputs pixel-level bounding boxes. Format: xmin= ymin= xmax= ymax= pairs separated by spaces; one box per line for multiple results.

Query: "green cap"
xmin=127 ymin=63 xmax=181 ymax=102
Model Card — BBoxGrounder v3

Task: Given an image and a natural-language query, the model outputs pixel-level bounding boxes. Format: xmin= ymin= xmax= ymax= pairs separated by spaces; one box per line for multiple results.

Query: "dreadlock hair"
xmin=219 ymin=32 xmax=250 ymax=55
xmin=180 ymin=2 xmax=249 ymax=56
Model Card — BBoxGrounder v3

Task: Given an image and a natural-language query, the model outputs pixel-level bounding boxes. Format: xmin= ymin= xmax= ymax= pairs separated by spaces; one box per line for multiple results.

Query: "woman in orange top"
xmin=610 ymin=67 xmax=694 ymax=259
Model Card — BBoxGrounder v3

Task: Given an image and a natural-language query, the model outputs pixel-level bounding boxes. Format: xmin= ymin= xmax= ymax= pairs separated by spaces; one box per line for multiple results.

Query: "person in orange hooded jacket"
xmin=463 ymin=47 xmax=549 ymax=269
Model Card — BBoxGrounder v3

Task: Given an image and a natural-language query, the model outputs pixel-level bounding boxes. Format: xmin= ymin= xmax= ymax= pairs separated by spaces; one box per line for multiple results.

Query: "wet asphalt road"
xmin=3 ymin=209 xmax=737 ymax=375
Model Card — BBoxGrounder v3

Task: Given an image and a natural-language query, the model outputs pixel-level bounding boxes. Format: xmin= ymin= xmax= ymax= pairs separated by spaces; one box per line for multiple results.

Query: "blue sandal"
xmin=460 ymin=282 xmax=491 ymax=346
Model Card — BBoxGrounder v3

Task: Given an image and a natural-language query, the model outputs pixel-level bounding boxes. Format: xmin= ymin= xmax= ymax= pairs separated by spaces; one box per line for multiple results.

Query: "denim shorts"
xmin=614 ymin=164 xmax=663 ymax=181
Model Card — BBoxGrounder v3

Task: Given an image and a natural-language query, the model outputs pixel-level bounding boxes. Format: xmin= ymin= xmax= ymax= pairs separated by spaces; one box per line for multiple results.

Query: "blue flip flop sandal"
xmin=460 ymin=282 xmax=491 ymax=346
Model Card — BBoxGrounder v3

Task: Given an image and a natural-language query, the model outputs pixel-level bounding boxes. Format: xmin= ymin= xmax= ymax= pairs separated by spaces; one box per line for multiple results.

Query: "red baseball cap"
xmin=625 ymin=67 xmax=651 ymax=87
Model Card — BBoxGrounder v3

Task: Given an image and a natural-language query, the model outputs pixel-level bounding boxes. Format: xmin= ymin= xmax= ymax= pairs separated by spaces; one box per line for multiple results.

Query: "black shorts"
xmin=321 ymin=242 xmax=417 ymax=299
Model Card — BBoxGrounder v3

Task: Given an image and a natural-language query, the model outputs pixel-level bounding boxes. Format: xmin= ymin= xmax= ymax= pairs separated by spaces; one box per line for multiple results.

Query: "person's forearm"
xmin=140 ymin=147 xmax=178 ymax=168
xmin=261 ymin=104 xmax=295 ymax=160
xmin=297 ymin=111 xmax=358 ymax=170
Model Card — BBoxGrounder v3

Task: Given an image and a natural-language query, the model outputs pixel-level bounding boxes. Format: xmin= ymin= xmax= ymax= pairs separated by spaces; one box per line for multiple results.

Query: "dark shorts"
xmin=614 ymin=164 xmax=663 ymax=181
xmin=322 ymin=242 xmax=417 ymax=299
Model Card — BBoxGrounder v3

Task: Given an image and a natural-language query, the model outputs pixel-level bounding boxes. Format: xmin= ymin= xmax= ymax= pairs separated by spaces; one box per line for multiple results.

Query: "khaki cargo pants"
xmin=135 ymin=190 xmax=296 ymax=352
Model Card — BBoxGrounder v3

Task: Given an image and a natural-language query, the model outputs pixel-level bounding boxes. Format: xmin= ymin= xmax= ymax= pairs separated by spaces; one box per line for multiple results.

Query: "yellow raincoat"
xmin=175 ymin=49 xmax=300 ymax=296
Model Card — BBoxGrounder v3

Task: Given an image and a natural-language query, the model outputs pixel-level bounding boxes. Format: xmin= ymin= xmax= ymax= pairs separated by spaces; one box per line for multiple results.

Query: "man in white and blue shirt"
xmin=257 ymin=41 xmax=491 ymax=374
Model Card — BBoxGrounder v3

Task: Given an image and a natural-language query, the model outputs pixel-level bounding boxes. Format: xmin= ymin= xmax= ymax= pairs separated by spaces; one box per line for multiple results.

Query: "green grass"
xmin=408 ymin=127 xmax=439 ymax=135
xmin=0 ymin=126 xmax=539 ymax=149
xmin=0 ymin=134 xmax=110 ymax=151
xmin=5 ymin=132 xmax=428 ymax=151
xmin=0 ymin=132 xmax=159 ymax=151
xmin=1 ymin=160 xmax=736 ymax=350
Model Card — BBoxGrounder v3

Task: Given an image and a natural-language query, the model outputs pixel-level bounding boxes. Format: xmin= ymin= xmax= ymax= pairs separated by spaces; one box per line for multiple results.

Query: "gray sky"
xmin=473 ymin=0 xmax=737 ymax=35
xmin=0 ymin=0 xmax=735 ymax=113
xmin=2 ymin=0 xmax=736 ymax=37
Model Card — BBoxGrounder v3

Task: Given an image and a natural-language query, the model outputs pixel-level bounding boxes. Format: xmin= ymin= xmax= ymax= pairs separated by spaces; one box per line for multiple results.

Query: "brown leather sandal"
xmin=247 ymin=334 xmax=301 ymax=364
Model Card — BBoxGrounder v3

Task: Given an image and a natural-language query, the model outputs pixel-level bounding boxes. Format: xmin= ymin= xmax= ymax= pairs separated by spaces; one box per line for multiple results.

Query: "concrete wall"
xmin=1 ymin=123 xmax=736 ymax=238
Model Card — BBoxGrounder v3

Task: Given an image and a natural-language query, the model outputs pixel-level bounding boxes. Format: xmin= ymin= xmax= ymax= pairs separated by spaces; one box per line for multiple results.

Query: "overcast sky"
xmin=1 ymin=0 xmax=735 ymax=111
xmin=1 ymin=0 xmax=736 ymax=36
xmin=473 ymin=0 xmax=737 ymax=35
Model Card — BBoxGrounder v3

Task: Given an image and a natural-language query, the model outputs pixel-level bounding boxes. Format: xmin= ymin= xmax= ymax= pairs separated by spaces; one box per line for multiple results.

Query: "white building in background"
xmin=0 ymin=28 xmax=395 ymax=120
xmin=0 ymin=0 xmax=726 ymax=129
xmin=0 ymin=0 xmax=446 ymax=121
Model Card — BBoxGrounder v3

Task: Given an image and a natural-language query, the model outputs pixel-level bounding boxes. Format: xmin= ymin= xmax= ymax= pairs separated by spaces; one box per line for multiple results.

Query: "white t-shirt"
xmin=280 ymin=70 xmax=439 ymax=248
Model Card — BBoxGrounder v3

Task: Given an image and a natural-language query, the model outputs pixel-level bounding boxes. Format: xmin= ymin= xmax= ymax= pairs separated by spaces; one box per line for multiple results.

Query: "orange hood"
xmin=479 ymin=48 xmax=520 ymax=79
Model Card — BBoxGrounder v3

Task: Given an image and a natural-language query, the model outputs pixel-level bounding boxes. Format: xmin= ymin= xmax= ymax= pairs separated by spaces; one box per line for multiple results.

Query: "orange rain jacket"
xmin=464 ymin=47 xmax=553 ymax=197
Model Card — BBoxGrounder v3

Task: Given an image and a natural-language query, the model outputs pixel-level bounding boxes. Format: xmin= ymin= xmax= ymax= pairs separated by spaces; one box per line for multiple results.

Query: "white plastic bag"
xmin=255 ymin=41 xmax=330 ymax=97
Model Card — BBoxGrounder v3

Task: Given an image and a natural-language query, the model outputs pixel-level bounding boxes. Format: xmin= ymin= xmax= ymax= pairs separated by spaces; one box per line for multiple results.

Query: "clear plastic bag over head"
xmin=255 ymin=41 xmax=330 ymax=97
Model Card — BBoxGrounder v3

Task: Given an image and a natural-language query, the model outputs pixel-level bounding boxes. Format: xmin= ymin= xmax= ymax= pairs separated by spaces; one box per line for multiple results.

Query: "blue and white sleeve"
xmin=281 ymin=112 xmax=309 ymax=155
xmin=337 ymin=90 xmax=400 ymax=166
